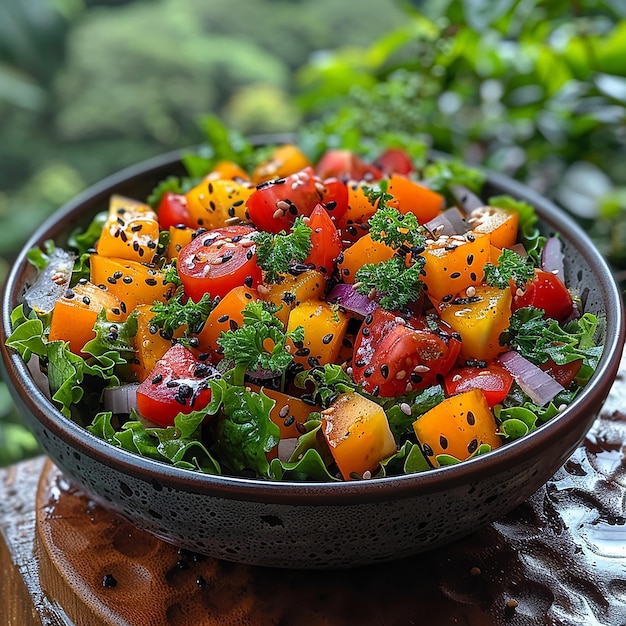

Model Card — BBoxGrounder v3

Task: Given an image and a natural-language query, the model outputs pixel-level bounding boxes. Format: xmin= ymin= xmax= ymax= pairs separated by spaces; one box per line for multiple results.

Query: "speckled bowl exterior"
xmin=1 ymin=149 xmax=624 ymax=569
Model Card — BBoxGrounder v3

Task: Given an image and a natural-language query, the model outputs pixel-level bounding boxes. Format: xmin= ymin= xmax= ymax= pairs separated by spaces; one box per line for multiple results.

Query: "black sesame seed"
xmin=102 ymin=574 xmax=117 ymax=588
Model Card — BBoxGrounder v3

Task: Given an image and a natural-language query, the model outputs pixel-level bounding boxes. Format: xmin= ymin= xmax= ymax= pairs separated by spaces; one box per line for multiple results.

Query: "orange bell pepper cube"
xmin=413 ymin=389 xmax=502 ymax=467
xmin=321 ymin=392 xmax=397 ymax=480
xmin=387 ymin=174 xmax=444 ymax=224
xmin=49 ymin=281 xmax=125 ymax=355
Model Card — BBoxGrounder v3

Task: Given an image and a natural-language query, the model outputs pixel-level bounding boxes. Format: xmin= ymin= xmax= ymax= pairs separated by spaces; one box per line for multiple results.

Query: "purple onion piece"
xmin=425 ymin=207 xmax=470 ymax=237
xmin=450 ymin=184 xmax=485 ymax=214
xmin=497 ymin=351 xmax=565 ymax=406
xmin=103 ymin=383 xmax=139 ymax=414
xmin=327 ymin=283 xmax=378 ymax=318
xmin=541 ymin=236 xmax=565 ymax=282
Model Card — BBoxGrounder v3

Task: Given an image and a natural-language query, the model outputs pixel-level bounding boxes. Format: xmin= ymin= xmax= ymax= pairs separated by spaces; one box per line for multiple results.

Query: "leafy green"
xmin=383 ymin=384 xmax=446 ymax=440
xmin=293 ymin=363 xmax=357 ymax=408
xmin=218 ymin=300 xmax=304 ymax=385
xmin=253 ymin=216 xmax=312 ymax=284
xmin=208 ymin=378 xmax=279 ymax=477
xmin=67 ymin=211 xmax=108 ymax=255
xmin=87 ymin=410 xmax=221 ymax=473
xmin=270 ymin=448 xmax=338 ymax=482
xmin=378 ymin=440 xmax=430 ymax=477
xmin=366 ymin=202 xmax=427 ymax=251
xmin=149 ymin=291 xmax=214 ymax=338
xmin=423 ymin=159 xmax=485 ymax=195
xmin=146 ymin=176 xmax=183 ymax=209
xmin=435 ymin=444 xmax=493 ymax=467
xmin=355 ymin=255 xmax=425 ymax=310
xmin=500 ymin=307 xmax=603 ymax=377
xmin=484 ymin=248 xmax=536 ymax=289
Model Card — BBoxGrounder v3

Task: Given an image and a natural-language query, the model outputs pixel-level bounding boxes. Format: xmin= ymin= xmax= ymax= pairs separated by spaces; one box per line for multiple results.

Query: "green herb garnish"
xmin=254 ymin=216 xmax=312 ymax=284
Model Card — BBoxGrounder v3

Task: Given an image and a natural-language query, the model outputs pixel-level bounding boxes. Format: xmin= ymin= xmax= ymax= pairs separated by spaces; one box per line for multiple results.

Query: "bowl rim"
xmin=1 ymin=146 xmax=624 ymax=506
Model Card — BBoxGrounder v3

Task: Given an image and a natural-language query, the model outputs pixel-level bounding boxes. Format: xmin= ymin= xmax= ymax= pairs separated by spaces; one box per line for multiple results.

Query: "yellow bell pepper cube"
xmin=258 ymin=269 xmax=326 ymax=327
xmin=96 ymin=195 xmax=160 ymax=263
xmin=286 ymin=300 xmax=349 ymax=369
xmin=437 ymin=283 xmax=512 ymax=362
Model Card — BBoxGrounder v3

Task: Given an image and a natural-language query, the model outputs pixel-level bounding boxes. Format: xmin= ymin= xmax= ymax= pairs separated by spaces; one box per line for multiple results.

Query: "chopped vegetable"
xmin=5 ymin=134 xmax=603 ymax=482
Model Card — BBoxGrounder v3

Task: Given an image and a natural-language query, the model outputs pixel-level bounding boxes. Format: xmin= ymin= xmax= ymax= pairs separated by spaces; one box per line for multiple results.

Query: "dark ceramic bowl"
xmin=1 ymin=148 xmax=624 ymax=569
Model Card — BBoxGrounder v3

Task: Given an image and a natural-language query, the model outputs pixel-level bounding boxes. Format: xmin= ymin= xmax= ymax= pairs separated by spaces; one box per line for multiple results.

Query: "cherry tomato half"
xmin=315 ymin=149 xmax=382 ymax=182
xmin=304 ymin=203 xmax=343 ymax=276
xmin=444 ymin=363 xmax=514 ymax=407
xmin=158 ymin=191 xmax=192 ymax=230
xmin=352 ymin=309 xmax=462 ymax=397
xmin=512 ymin=269 xmax=574 ymax=322
xmin=136 ymin=343 xmax=219 ymax=427
xmin=177 ymin=225 xmax=261 ymax=302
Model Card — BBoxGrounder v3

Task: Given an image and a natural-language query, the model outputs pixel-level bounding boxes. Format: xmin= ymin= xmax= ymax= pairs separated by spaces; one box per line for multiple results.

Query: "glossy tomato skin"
xmin=315 ymin=149 xmax=382 ymax=182
xmin=373 ymin=147 xmax=413 ymax=176
xmin=539 ymin=357 xmax=583 ymax=388
xmin=158 ymin=191 xmax=192 ymax=230
xmin=177 ymin=225 xmax=261 ymax=302
xmin=136 ymin=343 xmax=219 ymax=427
xmin=444 ymin=363 xmax=514 ymax=407
xmin=352 ymin=309 xmax=462 ymax=397
xmin=512 ymin=269 xmax=574 ymax=322
xmin=304 ymin=204 xmax=343 ymax=276
xmin=245 ymin=167 xmax=323 ymax=233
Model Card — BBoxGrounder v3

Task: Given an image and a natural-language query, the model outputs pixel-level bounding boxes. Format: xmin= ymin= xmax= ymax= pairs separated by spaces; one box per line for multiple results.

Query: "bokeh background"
xmin=1 ymin=0 xmax=624 ymax=465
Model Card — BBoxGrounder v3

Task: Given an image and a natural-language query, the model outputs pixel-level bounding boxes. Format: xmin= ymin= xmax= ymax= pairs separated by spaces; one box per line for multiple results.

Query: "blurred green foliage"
xmin=1 ymin=0 xmax=625 ymax=466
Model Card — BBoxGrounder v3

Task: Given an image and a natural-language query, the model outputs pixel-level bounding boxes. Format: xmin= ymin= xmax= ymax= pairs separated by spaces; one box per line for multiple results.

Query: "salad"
xmin=6 ymin=132 xmax=604 ymax=482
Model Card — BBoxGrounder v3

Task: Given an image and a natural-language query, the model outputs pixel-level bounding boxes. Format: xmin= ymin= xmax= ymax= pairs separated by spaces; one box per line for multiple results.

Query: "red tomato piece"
xmin=245 ymin=167 xmax=323 ymax=233
xmin=177 ymin=225 xmax=261 ymax=302
xmin=136 ymin=343 xmax=219 ymax=427
xmin=512 ymin=269 xmax=574 ymax=322
xmin=373 ymin=147 xmax=413 ymax=176
xmin=305 ymin=204 xmax=343 ymax=276
xmin=319 ymin=176 xmax=349 ymax=225
xmin=352 ymin=309 xmax=462 ymax=397
xmin=444 ymin=363 xmax=514 ymax=407
xmin=158 ymin=191 xmax=192 ymax=230
xmin=315 ymin=149 xmax=382 ymax=182
xmin=539 ymin=358 xmax=583 ymax=388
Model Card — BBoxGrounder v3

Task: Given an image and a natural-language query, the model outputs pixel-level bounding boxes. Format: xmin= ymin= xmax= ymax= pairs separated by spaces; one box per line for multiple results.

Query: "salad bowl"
xmin=1 ymin=145 xmax=624 ymax=569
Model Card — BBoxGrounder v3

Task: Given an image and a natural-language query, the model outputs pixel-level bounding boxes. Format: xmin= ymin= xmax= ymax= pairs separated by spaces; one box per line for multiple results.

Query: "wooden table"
xmin=2 ymin=349 xmax=626 ymax=625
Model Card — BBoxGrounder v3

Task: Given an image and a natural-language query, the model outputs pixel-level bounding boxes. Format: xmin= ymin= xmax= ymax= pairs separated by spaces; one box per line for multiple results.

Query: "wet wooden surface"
xmin=2 ymin=347 xmax=626 ymax=625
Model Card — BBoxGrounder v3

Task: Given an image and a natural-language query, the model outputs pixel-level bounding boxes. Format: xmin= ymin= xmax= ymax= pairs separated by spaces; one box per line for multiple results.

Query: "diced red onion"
xmin=24 ymin=248 xmax=76 ymax=314
xmin=327 ymin=283 xmax=379 ymax=318
xmin=277 ymin=437 xmax=299 ymax=463
xmin=541 ymin=236 xmax=565 ymax=282
xmin=498 ymin=351 xmax=564 ymax=406
xmin=103 ymin=383 xmax=139 ymax=414
xmin=27 ymin=355 xmax=51 ymax=399
xmin=425 ymin=207 xmax=469 ymax=237
xmin=450 ymin=184 xmax=485 ymax=214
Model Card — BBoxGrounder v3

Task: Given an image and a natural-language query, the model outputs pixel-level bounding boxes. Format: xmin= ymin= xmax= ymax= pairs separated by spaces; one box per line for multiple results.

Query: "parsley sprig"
xmin=150 ymin=291 xmax=214 ymax=339
xmin=484 ymin=248 xmax=536 ymax=289
xmin=354 ymin=201 xmax=427 ymax=310
xmin=500 ymin=307 xmax=603 ymax=375
xmin=355 ymin=256 xmax=425 ymax=310
xmin=254 ymin=216 xmax=312 ymax=284
xmin=218 ymin=300 xmax=305 ymax=386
